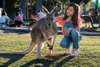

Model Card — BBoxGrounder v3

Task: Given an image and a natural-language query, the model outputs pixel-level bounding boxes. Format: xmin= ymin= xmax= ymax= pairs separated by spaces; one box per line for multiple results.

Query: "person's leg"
xmin=60 ymin=35 xmax=71 ymax=54
xmin=65 ymin=36 xmax=71 ymax=54
xmin=37 ymin=11 xmax=46 ymax=19
xmin=70 ymin=29 xmax=80 ymax=56
xmin=35 ymin=0 xmax=46 ymax=19
xmin=36 ymin=0 xmax=43 ymax=13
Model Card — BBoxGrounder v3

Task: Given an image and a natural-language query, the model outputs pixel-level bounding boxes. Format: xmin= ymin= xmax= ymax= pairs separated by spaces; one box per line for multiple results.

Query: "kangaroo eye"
xmin=45 ymin=23 xmax=51 ymax=29
xmin=48 ymin=23 xmax=51 ymax=26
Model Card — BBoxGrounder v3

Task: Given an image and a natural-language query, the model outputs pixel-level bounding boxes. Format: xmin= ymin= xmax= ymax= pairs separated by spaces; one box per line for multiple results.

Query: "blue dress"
xmin=60 ymin=21 xmax=80 ymax=49
xmin=64 ymin=22 xmax=74 ymax=29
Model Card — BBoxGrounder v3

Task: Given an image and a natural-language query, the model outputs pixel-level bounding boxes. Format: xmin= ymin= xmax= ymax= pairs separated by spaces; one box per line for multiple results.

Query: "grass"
xmin=0 ymin=33 xmax=100 ymax=67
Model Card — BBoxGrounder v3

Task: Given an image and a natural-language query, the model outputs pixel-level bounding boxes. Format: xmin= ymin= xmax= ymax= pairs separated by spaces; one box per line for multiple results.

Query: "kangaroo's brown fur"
xmin=30 ymin=15 xmax=57 ymax=58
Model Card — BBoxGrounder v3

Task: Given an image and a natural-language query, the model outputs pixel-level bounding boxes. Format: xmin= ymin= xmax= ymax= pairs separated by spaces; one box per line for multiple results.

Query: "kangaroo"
xmin=0 ymin=7 xmax=57 ymax=58
xmin=30 ymin=15 xmax=57 ymax=58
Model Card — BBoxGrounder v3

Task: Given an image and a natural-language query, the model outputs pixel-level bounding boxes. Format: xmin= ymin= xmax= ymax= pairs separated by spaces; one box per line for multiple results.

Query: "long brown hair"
xmin=63 ymin=3 xmax=79 ymax=27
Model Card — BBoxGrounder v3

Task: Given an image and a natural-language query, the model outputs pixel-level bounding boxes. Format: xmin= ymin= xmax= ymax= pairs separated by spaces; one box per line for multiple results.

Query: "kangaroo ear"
xmin=49 ymin=6 xmax=57 ymax=15
xmin=47 ymin=6 xmax=57 ymax=20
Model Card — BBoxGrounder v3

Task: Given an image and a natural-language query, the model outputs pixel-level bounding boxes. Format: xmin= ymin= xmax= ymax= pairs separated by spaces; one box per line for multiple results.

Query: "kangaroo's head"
xmin=37 ymin=6 xmax=57 ymax=32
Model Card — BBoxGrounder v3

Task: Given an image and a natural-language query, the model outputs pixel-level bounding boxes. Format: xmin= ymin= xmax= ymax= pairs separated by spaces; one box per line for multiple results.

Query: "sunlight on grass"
xmin=0 ymin=33 xmax=31 ymax=52
xmin=0 ymin=33 xmax=100 ymax=67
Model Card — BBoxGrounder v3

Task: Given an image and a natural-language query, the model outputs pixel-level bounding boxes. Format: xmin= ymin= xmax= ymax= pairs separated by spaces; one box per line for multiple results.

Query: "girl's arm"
xmin=76 ymin=17 xmax=83 ymax=31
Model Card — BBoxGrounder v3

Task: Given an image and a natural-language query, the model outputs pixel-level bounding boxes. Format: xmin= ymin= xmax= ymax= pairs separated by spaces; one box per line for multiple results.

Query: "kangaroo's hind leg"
xmin=22 ymin=41 xmax=36 ymax=54
xmin=36 ymin=41 xmax=42 ymax=59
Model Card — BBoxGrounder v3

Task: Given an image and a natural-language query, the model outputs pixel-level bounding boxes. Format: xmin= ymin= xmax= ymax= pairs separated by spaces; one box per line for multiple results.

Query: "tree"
xmin=6 ymin=0 xmax=17 ymax=18
xmin=69 ymin=0 xmax=91 ymax=4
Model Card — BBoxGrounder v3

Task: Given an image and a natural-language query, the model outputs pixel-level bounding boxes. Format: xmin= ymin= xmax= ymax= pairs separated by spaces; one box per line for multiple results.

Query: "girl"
xmin=59 ymin=3 xmax=82 ymax=56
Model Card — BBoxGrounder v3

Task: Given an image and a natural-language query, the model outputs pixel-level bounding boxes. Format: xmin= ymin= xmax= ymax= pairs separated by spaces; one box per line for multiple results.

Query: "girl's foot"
xmin=64 ymin=49 xmax=71 ymax=55
xmin=70 ymin=50 xmax=79 ymax=56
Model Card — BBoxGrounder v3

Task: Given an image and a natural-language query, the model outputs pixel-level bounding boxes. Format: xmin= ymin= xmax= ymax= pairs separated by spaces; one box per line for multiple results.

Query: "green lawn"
xmin=0 ymin=33 xmax=100 ymax=67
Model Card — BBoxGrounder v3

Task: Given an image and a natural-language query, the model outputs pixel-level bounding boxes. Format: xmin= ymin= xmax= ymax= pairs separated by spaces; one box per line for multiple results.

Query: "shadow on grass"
xmin=2 ymin=29 xmax=29 ymax=34
xmin=21 ymin=53 xmax=74 ymax=67
xmin=0 ymin=53 xmax=24 ymax=67
xmin=54 ymin=56 xmax=75 ymax=67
